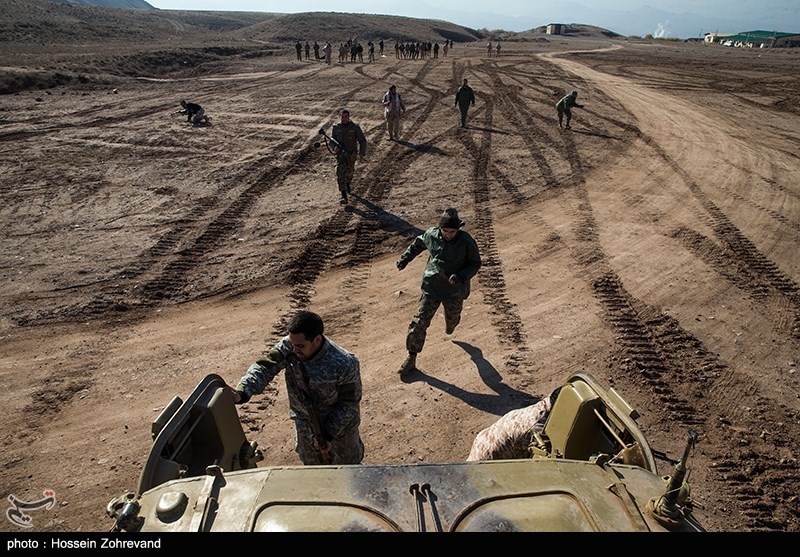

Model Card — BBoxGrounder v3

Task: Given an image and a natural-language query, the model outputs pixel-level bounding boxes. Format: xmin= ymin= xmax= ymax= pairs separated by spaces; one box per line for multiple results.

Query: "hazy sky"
xmin=146 ymin=1 xmax=800 ymax=38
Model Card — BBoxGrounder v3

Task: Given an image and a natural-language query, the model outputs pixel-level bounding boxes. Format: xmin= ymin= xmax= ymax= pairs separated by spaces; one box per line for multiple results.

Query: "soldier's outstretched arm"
xmin=234 ymin=343 xmax=288 ymax=403
xmin=397 ymin=232 xmax=428 ymax=269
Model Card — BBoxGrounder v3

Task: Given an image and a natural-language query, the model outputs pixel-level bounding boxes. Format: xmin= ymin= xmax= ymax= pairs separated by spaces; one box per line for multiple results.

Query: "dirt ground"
xmin=1 ymin=35 xmax=799 ymax=533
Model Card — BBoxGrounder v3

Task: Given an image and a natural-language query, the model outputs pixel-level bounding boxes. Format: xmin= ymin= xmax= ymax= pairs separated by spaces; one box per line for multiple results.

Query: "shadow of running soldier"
xmin=395 ymin=208 xmax=482 ymax=375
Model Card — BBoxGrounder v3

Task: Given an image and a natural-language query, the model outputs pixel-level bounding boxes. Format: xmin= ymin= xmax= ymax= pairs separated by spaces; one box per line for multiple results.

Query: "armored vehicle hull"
xmin=107 ymin=372 xmax=703 ymax=532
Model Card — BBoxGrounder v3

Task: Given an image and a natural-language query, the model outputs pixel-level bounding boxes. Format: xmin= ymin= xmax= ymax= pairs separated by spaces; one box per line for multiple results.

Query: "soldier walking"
xmin=455 ymin=78 xmax=476 ymax=128
xmin=331 ymin=109 xmax=367 ymax=205
xmin=382 ymin=84 xmax=406 ymax=141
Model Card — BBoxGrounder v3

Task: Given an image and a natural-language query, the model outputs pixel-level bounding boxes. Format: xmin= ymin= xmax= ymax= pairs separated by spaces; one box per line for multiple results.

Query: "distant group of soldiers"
xmin=295 ymin=38 xmax=387 ymax=64
xmin=394 ymin=39 xmax=450 ymax=59
xmin=295 ymin=38 xmax=455 ymax=63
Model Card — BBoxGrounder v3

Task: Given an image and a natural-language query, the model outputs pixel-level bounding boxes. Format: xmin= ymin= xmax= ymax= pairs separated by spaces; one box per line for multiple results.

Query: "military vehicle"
xmin=106 ymin=372 xmax=704 ymax=532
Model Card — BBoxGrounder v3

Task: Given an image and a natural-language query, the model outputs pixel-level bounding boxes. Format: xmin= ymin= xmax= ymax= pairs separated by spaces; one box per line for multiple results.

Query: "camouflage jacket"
xmin=399 ymin=226 xmax=482 ymax=301
xmin=332 ymin=121 xmax=367 ymax=156
xmin=236 ymin=336 xmax=362 ymax=441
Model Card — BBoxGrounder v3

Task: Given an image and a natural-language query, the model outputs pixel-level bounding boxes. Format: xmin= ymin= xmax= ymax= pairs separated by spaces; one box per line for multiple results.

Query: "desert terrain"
xmin=1 ymin=4 xmax=799 ymax=533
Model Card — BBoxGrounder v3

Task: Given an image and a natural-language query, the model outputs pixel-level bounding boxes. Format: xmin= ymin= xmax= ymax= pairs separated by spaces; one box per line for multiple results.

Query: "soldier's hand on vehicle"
xmin=228 ymin=386 xmax=242 ymax=403
xmin=449 ymin=273 xmax=462 ymax=285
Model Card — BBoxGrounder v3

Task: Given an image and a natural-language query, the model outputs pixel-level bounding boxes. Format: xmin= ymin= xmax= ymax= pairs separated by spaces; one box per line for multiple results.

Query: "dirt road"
xmin=1 ymin=37 xmax=798 ymax=532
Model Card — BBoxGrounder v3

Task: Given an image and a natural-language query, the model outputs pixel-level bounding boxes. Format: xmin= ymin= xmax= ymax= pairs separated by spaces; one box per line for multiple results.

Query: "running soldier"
xmin=395 ymin=208 xmax=482 ymax=375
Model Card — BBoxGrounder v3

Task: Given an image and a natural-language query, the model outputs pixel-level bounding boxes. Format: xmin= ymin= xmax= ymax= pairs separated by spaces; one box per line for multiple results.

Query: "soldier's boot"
xmin=398 ymin=352 xmax=417 ymax=375
xmin=340 ymin=192 xmax=348 ymax=205
xmin=446 ymin=323 xmax=457 ymax=335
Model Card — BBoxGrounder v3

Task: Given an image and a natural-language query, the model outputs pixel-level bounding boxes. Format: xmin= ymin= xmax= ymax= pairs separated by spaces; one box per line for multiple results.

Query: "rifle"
xmin=284 ymin=353 xmax=332 ymax=464
xmin=315 ymin=127 xmax=349 ymax=156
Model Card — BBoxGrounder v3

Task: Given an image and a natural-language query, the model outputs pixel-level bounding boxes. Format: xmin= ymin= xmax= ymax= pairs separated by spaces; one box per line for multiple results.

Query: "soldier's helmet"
xmin=571 ymin=90 xmax=578 ymax=97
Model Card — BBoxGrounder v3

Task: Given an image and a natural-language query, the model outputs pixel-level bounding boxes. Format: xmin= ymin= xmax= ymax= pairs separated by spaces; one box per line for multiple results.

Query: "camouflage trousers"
xmin=406 ymin=294 xmax=463 ymax=354
xmin=293 ymin=421 xmax=364 ymax=465
xmin=336 ymin=153 xmax=357 ymax=194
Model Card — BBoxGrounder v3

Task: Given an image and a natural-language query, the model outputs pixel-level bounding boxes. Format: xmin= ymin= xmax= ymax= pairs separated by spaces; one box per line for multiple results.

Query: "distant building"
xmin=708 ymin=30 xmax=800 ymax=48
xmin=546 ymin=24 xmax=563 ymax=35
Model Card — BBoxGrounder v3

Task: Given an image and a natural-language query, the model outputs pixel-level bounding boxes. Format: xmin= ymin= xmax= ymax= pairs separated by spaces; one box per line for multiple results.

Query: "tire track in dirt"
xmin=720 ymin=185 xmax=800 ymax=235
xmin=473 ymin=59 xmax=725 ymax=433
xmin=725 ymin=160 xmax=800 ymax=206
xmin=8 ymin=137 xmax=312 ymax=326
xmin=560 ymin=124 xmax=800 ymax=532
xmin=619 ymin=121 xmax=800 ymax=340
xmin=557 ymin=131 xmax=709 ymax=427
xmin=624 ymin=141 xmax=800 ymax=530
xmin=510 ymin=55 xmax=726 ymax=420
xmin=551 ymin=58 xmax=800 ymax=530
xmin=452 ymin=99 xmax=531 ymax=373
xmin=265 ymin=61 xmax=447 ymax=343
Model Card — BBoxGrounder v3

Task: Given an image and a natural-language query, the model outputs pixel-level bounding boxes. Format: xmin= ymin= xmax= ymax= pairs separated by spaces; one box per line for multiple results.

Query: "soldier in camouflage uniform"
xmin=556 ymin=89 xmax=584 ymax=129
xmin=396 ymin=208 xmax=482 ymax=375
xmin=229 ymin=310 xmax=364 ymax=465
xmin=331 ymin=109 xmax=367 ymax=205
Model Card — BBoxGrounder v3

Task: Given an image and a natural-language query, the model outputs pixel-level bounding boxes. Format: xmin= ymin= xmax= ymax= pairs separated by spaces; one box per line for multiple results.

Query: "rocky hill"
xmin=51 ymin=0 xmax=155 ymax=9
xmin=1 ymin=0 xmax=620 ymax=47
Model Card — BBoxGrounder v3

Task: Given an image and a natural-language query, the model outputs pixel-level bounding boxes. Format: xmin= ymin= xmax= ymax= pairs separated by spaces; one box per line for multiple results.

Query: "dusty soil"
xmin=1 ymin=34 xmax=799 ymax=533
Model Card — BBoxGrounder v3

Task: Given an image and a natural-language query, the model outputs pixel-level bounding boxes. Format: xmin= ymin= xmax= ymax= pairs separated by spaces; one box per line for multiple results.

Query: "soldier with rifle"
xmin=229 ymin=310 xmax=364 ymax=465
xmin=330 ymin=109 xmax=367 ymax=205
